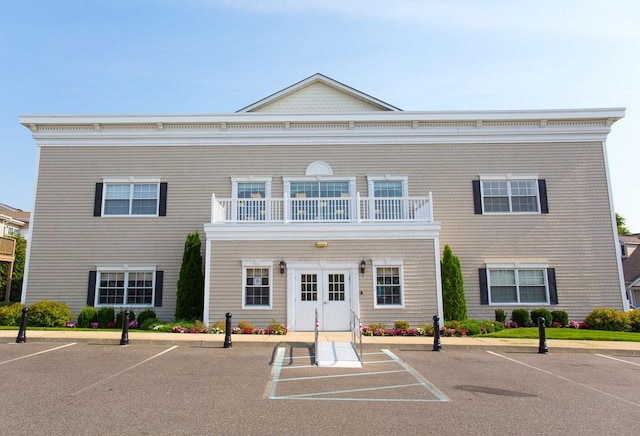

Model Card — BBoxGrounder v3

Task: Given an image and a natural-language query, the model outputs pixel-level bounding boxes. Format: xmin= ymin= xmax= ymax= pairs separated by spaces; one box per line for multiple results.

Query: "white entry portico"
xmin=287 ymin=263 xmax=359 ymax=331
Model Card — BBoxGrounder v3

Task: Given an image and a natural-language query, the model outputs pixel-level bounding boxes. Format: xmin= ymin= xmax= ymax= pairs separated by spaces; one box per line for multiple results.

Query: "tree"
xmin=617 ymin=213 xmax=631 ymax=235
xmin=0 ymin=234 xmax=26 ymax=302
xmin=175 ymin=231 xmax=204 ymax=320
xmin=441 ymin=244 xmax=467 ymax=321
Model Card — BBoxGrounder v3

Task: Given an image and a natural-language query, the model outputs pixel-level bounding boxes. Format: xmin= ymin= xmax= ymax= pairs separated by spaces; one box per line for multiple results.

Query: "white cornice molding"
xmin=20 ymin=108 xmax=625 ymax=147
xmin=203 ymin=222 xmax=441 ymax=241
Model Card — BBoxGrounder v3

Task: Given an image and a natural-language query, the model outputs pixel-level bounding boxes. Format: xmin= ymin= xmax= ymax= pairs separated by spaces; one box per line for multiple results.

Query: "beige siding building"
xmin=20 ymin=74 xmax=627 ymax=330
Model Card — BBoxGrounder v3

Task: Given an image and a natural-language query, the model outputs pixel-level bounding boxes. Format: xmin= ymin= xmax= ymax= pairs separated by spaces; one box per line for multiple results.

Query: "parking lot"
xmin=1 ymin=340 xmax=639 ymax=435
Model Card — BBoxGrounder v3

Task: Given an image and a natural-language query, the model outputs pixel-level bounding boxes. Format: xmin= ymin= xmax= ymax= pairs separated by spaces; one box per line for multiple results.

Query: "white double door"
xmin=294 ymin=270 xmax=352 ymax=331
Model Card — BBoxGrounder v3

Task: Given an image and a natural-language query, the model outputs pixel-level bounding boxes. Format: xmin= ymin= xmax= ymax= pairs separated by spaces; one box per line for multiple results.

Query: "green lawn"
xmin=486 ymin=327 xmax=640 ymax=342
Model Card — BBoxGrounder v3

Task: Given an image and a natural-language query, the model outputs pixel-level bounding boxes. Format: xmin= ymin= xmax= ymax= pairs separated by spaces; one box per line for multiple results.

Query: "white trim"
xmin=95 ymin=264 xmax=157 ymax=271
xmin=94 ymin=266 xmax=157 ymax=307
xmin=479 ymin=177 xmax=541 ymax=215
xmin=371 ymin=259 xmax=405 ymax=309
xmin=102 ymin=177 xmax=161 ymax=183
xmin=204 ymin=222 xmax=441 ymax=241
xmin=485 ymin=265 xmax=550 ymax=305
xmin=101 ymin=181 xmax=160 ymax=217
xmin=479 ymin=174 xmax=538 ymax=181
xmin=434 ymin=237 xmax=443 ymax=328
xmin=241 ymin=262 xmax=273 ymax=310
xmin=203 ymin=238 xmax=212 ymax=325
xmin=305 ymin=161 xmax=333 ymax=176
xmin=21 ymin=145 xmax=40 ymax=304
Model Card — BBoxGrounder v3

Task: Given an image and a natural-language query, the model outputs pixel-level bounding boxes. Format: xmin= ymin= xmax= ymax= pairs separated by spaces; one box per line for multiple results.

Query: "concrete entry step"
xmin=316 ymin=341 xmax=362 ymax=368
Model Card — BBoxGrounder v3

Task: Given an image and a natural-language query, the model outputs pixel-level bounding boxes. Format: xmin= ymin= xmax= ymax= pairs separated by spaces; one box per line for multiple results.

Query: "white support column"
xmin=203 ymin=237 xmax=212 ymax=326
xmin=433 ymin=236 xmax=444 ymax=328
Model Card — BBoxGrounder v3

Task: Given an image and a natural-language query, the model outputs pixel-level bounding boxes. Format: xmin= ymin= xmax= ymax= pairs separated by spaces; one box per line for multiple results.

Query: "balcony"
xmin=210 ymin=193 xmax=433 ymax=224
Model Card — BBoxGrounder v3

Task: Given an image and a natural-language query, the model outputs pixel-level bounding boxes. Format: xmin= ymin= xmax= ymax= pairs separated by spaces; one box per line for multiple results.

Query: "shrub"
xmin=511 ymin=308 xmax=530 ymax=327
xmin=530 ymin=308 xmax=552 ymax=327
xmin=459 ymin=319 xmax=482 ymax=336
xmin=628 ymin=310 xmax=640 ymax=333
xmin=0 ymin=302 xmax=24 ymax=326
xmin=267 ymin=319 xmax=287 ymax=335
xmin=417 ymin=323 xmax=434 ymax=336
xmin=137 ymin=309 xmax=157 ymax=327
xmin=444 ymin=320 xmax=461 ymax=331
xmin=494 ymin=308 xmax=506 ymax=323
xmin=175 ymin=231 xmax=204 ymax=320
xmin=480 ymin=320 xmax=504 ymax=333
xmin=140 ymin=317 xmax=163 ymax=330
xmin=551 ymin=310 xmax=569 ymax=327
xmin=585 ymin=308 xmax=630 ymax=331
xmin=237 ymin=320 xmax=255 ymax=333
xmin=368 ymin=322 xmax=386 ymax=331
xmin=393 ymin=320 xmax=410 ymax=330
xmin=77 ymin=306 xmax=98 ymax=328
xmin=212 ymin=320 xmax=226 ymax=333
xmin=97 ymin=306 xmax=115 ymax=328
xmin=27 ymin=300 xmax=72 ymax=327
xmin=441 ymin=245 xmax=467 ymax=321
xmin=116 ymin=309 xmax=136 ymax=328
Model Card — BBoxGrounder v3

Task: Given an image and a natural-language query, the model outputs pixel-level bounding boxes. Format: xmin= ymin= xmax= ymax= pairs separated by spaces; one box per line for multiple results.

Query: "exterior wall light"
xmin=360 ymin=259 xmax=366 ymax=274
xmin=279 ymin=259 xmax=286 ymax=275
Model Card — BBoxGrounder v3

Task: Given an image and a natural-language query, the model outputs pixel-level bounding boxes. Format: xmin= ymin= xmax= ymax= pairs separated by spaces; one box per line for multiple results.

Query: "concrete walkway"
xmin=2 ymin=329 xmax=640 ymax=355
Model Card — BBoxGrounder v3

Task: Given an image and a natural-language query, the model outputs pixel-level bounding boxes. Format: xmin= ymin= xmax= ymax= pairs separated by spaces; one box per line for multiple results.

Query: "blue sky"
xmin=2 ymin=0 xmax=639 ymax=230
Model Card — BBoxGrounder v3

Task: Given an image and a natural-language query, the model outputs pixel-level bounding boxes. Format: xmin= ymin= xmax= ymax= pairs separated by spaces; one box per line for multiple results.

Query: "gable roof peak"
xmin=236 ymin=73 xmax=401 ymax=113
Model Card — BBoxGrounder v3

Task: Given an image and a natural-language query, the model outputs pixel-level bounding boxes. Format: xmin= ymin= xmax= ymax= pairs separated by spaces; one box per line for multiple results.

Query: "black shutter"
xmin=538 ymin=179 xmax=548 ymax=214
xmin=472 ymin=180 xmax=482 ymax=214
xmin=93 ymin=183 xmax=103 ymax=217
xmin=159 ymin=182 xmax=167 ymax=217
xmin=547 ymin=268 xmax=558 ymax=304
xmin=87 ymin=271 xmax=97 ymax=306
xmin=479 ymin=268 xmax=489 ymax=304
xmin=154 ymin=271 xmax=163 ymax=307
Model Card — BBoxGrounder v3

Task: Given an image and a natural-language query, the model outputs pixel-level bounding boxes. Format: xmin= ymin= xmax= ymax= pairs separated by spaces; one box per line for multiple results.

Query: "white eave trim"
xmin=203 ymin=222 xmax=441 ymax=241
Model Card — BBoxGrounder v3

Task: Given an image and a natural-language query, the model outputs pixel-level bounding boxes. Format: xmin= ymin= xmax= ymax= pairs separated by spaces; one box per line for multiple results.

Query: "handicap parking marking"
xmin=487 ymin=351 xmax=640 ymax=408
xmin=596 ymin=353 xmax=640 ymax=367
xmin=267 ymin=347 xmax=448 ymax=402
xmin=0 ymin=343 xmax=77 ymax=365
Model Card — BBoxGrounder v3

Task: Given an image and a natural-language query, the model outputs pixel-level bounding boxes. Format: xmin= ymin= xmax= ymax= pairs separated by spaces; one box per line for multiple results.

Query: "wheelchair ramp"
xmin=316 ymin=341 xmax=362 ymax=368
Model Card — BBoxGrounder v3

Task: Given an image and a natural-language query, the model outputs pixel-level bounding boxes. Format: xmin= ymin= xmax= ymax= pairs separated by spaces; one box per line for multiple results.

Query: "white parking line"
xmin=487 ymin=351 xmax=640 ymax=408
xmin=596 ymin=353 xmax=640 ymax=367
xmin=71 ymin=345 xmax=179 ymax=396
xmin=0 ymin=343 xmax=77 ymax=365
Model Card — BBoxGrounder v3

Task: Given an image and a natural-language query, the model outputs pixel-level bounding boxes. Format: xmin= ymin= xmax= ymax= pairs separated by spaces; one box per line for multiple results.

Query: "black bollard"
xmin=224 ymin=312 xmax=232 ymax=349
xmin=432 ymin=315 xmax=442 ymax=352
xmin=119 ymin=310 xmax=130 ymax=346
xmin=16 ymin=307 xmax=28 ymax=344
xmin=537 ymin=316 xmax=548 ymax=354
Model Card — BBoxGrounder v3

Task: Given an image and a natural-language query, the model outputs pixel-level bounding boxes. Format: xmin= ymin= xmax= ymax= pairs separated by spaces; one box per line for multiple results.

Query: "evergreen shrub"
xmin=494 ymin=308 xmax=506 ymax=323
xmin=137 ymin=309 xmax=157 ymax=327
xmin=77 ymin=306 xmax=98 ymax=328
xmin=530 ymin=308 xmax=552 ymax=327
xmin=97 ymin=306 xmax=115 ymax=328
xmin=460 ymin=319 xmax=482 ymax=336
xmin=511 ymin=308 xmax=530 ymax=327
xmin=116 ymin=309 xmax=136 ymax=328
xmin=551 ymin=310 xmax=569 ymax=327
xmin=628 ymin=310 xmax=640 ymax=332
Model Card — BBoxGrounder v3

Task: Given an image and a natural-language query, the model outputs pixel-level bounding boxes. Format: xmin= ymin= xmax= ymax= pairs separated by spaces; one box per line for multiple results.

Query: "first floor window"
xmin=244 ymin=267 xmax=271 ymax=307
xmin=98 ymin=270 xmax=154 ymax=305
xmin=488 ymin=267 xmax=547 ymax=304
xmin=375 ymin=266 xmax=402 ymax=306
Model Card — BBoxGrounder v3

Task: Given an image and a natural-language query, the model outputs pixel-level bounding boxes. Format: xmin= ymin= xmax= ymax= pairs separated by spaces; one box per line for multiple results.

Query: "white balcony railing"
xmin=210 ymin=192 xmax=433 ymax=224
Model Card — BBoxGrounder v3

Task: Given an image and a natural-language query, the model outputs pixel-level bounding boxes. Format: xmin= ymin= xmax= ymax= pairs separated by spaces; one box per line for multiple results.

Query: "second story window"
xmin=232 ymin=177 xmax=272 ymax=221
xmin=287 ymin=179 xmax=353 ymax=221
xmin=473 ymin=175 xmax=548 ymax=215
xmin=94 ymin=178 xmax=167 ymax=217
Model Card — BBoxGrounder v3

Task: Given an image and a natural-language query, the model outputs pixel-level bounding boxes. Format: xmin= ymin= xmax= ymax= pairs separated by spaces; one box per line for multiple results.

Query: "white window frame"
xmin=367 ymin=176 xmax=409 ymax=220
xmin=231 ymin=177 xmax=272 ymax=221
xmin=372 ymin=259 xmax=405 ymax=308
xmin=241 ymin=260 xmax=273 ymax=309
xmin=486 ymin=262 xmax=549 ymax=305
xmin=283 ymin=176 xmax=356 ymax=221
xmin=95 ymin=265 xmax=156 ymax=307
xmin=102 ymin=177 xmax=161 ymax=217
xmin=479 ymin=174 xmax=540 ymax=214
xmin=6 ymin=226 xmax=20 ymax=237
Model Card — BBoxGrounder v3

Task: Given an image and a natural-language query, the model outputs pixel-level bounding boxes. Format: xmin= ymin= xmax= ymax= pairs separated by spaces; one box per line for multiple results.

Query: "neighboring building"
xmin=19 ymin=74 xmax=628 ymax=330
xmin=620 ymin=234 xmax=640 ymax=307
xmin=0 ymin=203 xmax=30 ymax=242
